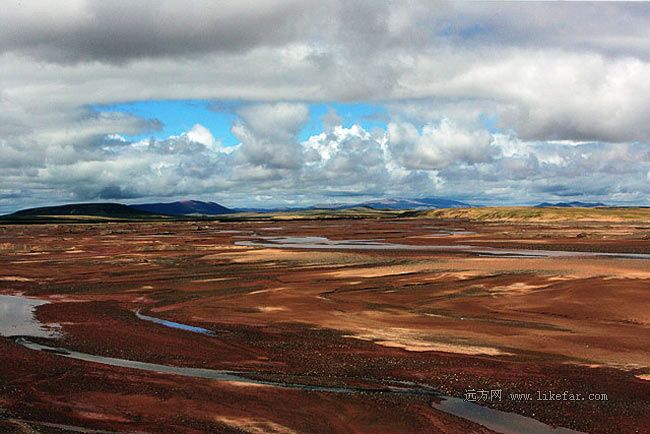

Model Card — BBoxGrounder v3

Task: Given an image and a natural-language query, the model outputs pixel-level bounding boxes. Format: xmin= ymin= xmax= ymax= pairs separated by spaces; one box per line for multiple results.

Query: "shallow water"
xmin=15 ymin=338 xmax=432 ymax=395
xmin=16 ymin=338 xmax=584 ymax=433
xmin=3 ymin=292 xmax=585 ymax=434
xmin=432 ymin=397 xmax=583 ymax=434
xmin=236 ymin=235 xmax=650 ymax=259
xmin=235 ymin=236 xmax=470 ymax=252
xmin=135 ymin=311 xmax=216 ymax=336
xmin=0 ymin=295 xmax=60 ymax=338
xmin=418 ymin=228 xmax=477 ymax=236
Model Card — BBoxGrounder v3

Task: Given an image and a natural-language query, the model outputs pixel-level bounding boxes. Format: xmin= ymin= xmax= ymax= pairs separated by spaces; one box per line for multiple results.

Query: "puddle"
xmin=135 ymin=311 xmax=216 ymax=336
xmin=0 ymin=295 xmax=60 ymax=338
xmin=236 ymin=236 xmax=650 ymax=259
xmin=432 ymin=397 xmax=583 ymax=434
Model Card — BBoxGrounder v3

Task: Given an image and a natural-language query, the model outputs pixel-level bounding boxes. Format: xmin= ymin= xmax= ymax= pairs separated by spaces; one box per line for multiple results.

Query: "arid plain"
xmin=1 ymin=212 xmax=649 ymax=433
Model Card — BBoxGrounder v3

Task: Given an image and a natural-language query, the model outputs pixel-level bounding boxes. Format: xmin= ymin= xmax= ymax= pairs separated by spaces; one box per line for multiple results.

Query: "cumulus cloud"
xmin=302 ymin=124 xmax=392 ymax=193
xmin=1 ymin=1 xmax=650 ymax=211
xmin=185 ymin=124 xmax=219 ymax=151
xmin=2 ymin=114 xmax=650 ymax=212
xmin=233 ymin=103 xmax=308 ymax=169
xmin=387 ymin=119 xmax=496 ymax=170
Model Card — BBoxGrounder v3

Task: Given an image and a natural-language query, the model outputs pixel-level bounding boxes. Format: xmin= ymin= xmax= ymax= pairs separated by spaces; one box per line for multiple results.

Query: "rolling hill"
xmin=3 ymin=203 xmax=164 ymax=221
xmin=420 ymin=206 xmax=650 ymax=222
xmin=130 ymin=200 xmax=233 ymax=216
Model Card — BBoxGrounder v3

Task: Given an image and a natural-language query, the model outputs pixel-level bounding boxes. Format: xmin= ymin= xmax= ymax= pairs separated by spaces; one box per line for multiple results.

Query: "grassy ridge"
xmin=420 ymin=206 xmax=650 ymax=222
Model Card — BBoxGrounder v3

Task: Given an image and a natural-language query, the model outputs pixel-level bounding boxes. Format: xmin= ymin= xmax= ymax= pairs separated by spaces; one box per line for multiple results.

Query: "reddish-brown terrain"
xmin=1 ymin=217 xmax=649 ymax=433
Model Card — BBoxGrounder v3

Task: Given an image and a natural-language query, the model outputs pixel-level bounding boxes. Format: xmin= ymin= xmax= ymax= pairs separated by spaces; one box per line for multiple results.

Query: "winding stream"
xmin=135 ymin=311 xmax=216 ymax=336
xmin=1 ymin=294 xmax=584 ymax=434
xmin=236 ymin=235 xmax=650 ymax=259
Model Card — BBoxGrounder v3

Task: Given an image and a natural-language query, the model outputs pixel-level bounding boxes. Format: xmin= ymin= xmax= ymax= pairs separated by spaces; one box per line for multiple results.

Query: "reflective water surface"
xmin=3 ymin=293 xmax=585 ymax=434
xmin=135 ymin=311 xmax=216 ymax=336
xmin=432 ymin=396 xmax=583 ymax=434
xmin=0 ymin=294 xmax=60 ymax=338
xmin=236 ymin=235 xmax=650 ymax=259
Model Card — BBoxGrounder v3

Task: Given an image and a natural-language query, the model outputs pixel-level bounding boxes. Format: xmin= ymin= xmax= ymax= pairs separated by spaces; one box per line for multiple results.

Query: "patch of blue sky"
xmin=479 ymin=113 xmax=500 ymax=133
xmin=299 ymin=103 xmax=388 ymax=141
xmin=93 ymin=100 xmax=240 ymax=146
xmin=92 ymin=100 xmax=501 ymax=146
xmin=94 ymin=100 xmax=389 ymax=146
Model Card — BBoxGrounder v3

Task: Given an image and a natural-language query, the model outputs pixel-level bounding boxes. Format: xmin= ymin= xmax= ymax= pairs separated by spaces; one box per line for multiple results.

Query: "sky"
xmin=2 ymin=1 xmax=650 ymax=213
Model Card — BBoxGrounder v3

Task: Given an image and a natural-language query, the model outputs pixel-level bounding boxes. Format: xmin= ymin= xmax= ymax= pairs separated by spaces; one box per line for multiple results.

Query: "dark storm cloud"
xmin=3 ymin=1 xmax=649 ymax=64
xmin=0 ymin=0 xmax=319 ymax=63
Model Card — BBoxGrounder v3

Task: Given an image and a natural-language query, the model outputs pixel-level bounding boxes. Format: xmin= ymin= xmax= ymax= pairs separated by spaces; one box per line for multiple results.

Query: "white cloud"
xmin=185 ymin=124 xmax=218 ymax=151
xmin=233 ymin=103 xmax=309 ymax=169
xmin=387 ymin=119 xmax=496 ymax=170
xmin=2 ymin=1 xmax=650 ymax=211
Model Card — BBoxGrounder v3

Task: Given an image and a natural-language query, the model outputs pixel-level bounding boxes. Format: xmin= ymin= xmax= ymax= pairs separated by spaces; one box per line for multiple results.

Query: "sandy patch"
xmin=215 ymin=417 xmax=297 ymax=434
xmin=489 ymin=282 xmax=550 ymax=295
xmin=192 ymin=277 xmax=234 ymax=283
xmin=420 ymin=271 xmax=485 ymax=281
xmin=426 ymin=257 xmax=650 ymax=281
xmin=0 ymin=276 xmax=33 ymax=282
xmin=214 ymin=248 xmax=361 ymax=267
xmin=345 ymin=328 xmax=510 ymax=356
xmin=371 ymin=340 xmax=508 ymax=355
xmin=635 ymin=374 xmax=650 ymax=381
xmin=257 ymin=306 xmax=287 ymax=313
xmin=602 ymin=271 xmax=650 ymax=280
xmin=213 ymin=249 xmax=314 ymax=263
xmin=74 ymin=411 xmax=131 ymax=423
xmin=202 ymin=245 xmax=251 ymax=254
xmin=325 ymin=263 xmax=434 ymax=278
xmin=220 ymin=380 xmax=273 ymax=389
xmin=249 ymin=287 xmax=286 ymax=295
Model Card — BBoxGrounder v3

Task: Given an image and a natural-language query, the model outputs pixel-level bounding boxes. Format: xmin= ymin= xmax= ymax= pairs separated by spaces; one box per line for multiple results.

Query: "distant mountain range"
xmin=131 ymin=200 xmax=233 ymax=215
xmin=238 ymin=197 xmax=472 ymax=212
xmin=0 ymin=198 xmax=625 ymax=220
xmin=535 ymin=201 xmax=606 ymax=208
xmin=353 ymin=197 xmax=471 ymax=210
xmin=2 ymin=196 xmax=473 ymax=219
